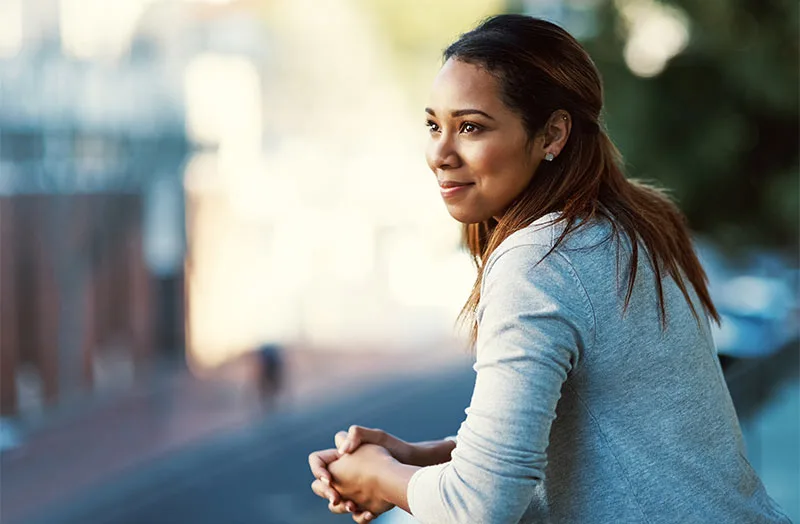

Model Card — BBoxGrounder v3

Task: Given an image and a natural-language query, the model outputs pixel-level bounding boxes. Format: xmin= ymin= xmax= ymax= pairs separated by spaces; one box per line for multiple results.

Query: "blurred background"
xmin=0 ymin=0 xmax=797 ymax=523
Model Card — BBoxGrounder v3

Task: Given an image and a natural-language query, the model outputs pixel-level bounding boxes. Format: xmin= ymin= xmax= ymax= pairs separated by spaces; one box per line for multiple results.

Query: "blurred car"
xmin=697 ymin=239 xmax=799 ymax=359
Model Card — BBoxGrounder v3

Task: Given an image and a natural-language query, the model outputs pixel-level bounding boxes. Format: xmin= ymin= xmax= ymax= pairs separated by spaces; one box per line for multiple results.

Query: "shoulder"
xmin=480 ymin=214 xmax=597 ymax=313
xmin=485 ymin=213 xmax=615 ymax=276
xmin=480 ymin=215 xmax=605 ymax=332
xmin=496 ymin=213 xmax=560 ymax=252
xmin=478 ymin=216 xmax=597 ymax=354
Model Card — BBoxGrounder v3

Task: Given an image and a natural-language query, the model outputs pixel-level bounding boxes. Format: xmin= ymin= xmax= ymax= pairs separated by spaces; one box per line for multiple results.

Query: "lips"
xmin=438 ymin=180 xmax=474 ymax=200
xmin=438 ymin=180 xmax=474 ymax=189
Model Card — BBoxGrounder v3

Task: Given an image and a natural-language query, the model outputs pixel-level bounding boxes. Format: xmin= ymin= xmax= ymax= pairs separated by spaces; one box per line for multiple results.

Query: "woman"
xmin=307 ymin=14 xmax=790 ymax=524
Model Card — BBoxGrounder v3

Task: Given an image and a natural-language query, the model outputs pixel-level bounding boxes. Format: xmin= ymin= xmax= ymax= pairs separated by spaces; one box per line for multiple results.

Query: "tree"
xmin=581 ymin=0 xmax=799 ymax=256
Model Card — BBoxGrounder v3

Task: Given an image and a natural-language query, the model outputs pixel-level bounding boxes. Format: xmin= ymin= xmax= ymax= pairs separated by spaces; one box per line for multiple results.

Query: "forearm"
xmin=406 ymin=439 xmax=456 ymax=467
xmin=373 ymin=457 xmax=419 ymax=514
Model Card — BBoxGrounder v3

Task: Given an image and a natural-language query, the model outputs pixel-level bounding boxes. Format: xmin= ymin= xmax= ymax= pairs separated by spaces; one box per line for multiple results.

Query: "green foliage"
xmin=582 ymin=0 xmax=799 ymax=253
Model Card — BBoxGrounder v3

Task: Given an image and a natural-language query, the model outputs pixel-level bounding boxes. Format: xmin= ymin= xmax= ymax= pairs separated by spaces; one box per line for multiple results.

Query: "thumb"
xmin=337 ymin=425 xmax=386 ymax=455
xmin=349 ymin=426 xmax=385 ymax=446
xmin=334 ymin=431 xmax=349 ymax=454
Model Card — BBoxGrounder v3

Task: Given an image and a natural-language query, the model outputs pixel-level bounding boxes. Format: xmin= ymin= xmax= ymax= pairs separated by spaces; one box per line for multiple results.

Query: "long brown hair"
xmin=447 ymin=15 xmax=719 ymax=345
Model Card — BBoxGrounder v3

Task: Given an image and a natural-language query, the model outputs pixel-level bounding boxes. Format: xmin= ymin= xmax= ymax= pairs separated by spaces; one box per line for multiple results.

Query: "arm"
xmin=335 ymin=426 xmax=457 ymax=467
xmin=404 ymin=244 xmax=594 ymax=523
xmin=406 ymin=438 xmax=456 ymax=467
xmin=371 ymin=457 xmax=418 ymax=513
xmin=309 ymin=431 xmax=455 ymax=519
xmin=363 ymin=437 xmax=462 ymax=511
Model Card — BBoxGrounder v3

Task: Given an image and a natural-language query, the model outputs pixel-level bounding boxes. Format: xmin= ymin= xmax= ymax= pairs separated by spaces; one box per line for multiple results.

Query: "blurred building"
xmin=0 ymin=0 xmax=479 ymax=418
xmin=0 ymin=0 xmax=193 ymax=416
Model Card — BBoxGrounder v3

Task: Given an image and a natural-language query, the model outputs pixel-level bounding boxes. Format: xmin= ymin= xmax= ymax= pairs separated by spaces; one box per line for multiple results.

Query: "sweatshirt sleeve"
xmin=407 ymin=244 xmax=595 ymax=523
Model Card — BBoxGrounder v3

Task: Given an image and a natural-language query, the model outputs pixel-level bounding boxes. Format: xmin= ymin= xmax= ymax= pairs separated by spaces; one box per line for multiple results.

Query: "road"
xmin=21 ymin=365 xmax=475 ymax=524
xmin=17 ymin=348 xmax=799 ymax=523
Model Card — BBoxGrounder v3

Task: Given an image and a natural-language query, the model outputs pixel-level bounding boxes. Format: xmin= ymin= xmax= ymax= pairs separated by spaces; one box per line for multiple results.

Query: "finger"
xmin=336 ymin=427 xmax=364 ymax=455
xmin=352 ymin=510 xmax=376 ymax=523
xmin=337 ymin=425 xmax=364 ymax=455
xmin=311 ymin=479 xmax=341 ymax=506
xmin=334 ymin=431 xmax=349 ymax=453
xmin=337 ymin=426 xmax=386 ymax=455
xmin=309 ymin=448 xmax=339 ymax=469
xmin=341 ymin=425 xmax=361 ymax=455
xmin=344 ymin=501 xmax=358 ymax=513
xmin=328 ymin=500 xmax=350 ymax=514
xmin=308 ymin=449 xmax=339 ymax=483
xmin=347 ymin=425 xmax=386 ymax=452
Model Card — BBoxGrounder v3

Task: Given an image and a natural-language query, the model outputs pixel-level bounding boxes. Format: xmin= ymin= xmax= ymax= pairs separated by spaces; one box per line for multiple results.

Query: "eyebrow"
xmin=425 ymin=108 xmax=495 ymax=120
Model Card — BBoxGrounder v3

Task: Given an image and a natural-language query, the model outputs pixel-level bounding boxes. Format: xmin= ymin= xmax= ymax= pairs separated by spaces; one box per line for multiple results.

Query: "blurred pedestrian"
xmin=307 ymin=14 xmax=791 ymax=524
xmin=254 ymin=343 xmax=284 ymax=411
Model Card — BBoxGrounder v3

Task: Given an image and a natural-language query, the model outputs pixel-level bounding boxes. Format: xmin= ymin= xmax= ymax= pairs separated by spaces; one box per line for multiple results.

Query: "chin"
xmin=445 ymin=204 xmax=492 ymax=224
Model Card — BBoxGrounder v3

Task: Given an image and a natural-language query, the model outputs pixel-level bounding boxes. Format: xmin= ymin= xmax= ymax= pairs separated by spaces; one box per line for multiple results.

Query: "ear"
xmin=542 ymin=110 xmax=572 ymax=161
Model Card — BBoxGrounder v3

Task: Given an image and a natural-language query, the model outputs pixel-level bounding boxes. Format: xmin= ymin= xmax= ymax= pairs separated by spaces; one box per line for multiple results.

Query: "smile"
xmin=439 ymin=182 xmax=474 ymax=199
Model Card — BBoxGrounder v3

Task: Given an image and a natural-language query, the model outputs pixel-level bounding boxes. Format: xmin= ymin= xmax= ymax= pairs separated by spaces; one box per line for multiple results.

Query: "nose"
xmin=426 ymin=133 xmax=461 ymax=172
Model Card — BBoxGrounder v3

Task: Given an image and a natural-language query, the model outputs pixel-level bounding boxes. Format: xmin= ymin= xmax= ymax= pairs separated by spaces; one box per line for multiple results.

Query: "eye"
xmin=425 ymin=119 xmax=440 ymax=133
xmin=460 ymin=122 xmax=481 ymax=134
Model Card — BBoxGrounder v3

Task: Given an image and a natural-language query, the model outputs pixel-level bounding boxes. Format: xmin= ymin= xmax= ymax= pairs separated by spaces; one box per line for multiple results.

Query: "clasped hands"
xmin=308 ymin=426 xmax=410 ymax=523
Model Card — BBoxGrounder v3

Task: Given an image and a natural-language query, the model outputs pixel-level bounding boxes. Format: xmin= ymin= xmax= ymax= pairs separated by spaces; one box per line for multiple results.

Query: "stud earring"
xmin=544 ymin=152 xmax=555 ymax=162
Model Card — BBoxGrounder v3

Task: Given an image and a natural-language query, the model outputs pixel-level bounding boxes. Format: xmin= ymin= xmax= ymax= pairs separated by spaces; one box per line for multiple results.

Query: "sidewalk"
xmin=0 ymin=345 xmax=468 ymax=524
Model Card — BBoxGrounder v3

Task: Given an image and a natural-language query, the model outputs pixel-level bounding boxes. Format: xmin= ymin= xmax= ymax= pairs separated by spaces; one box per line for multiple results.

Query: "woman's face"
xmin=425 ymin=58 xmax=545 ymax=223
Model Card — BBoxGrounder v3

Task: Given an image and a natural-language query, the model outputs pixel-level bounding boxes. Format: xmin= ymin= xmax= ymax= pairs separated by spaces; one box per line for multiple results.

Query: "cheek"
xmin=469 ymin=139 xmax=532 ymax=186
xmin=477 ymin=144 xmax=512 ymax=175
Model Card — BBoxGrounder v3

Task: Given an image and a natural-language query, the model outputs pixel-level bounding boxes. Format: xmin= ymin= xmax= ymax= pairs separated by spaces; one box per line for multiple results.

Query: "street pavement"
xmin=6 ymin=348 xmax=798 ymax=524
xmin=15 ymin=364 xmax=475 ymax=524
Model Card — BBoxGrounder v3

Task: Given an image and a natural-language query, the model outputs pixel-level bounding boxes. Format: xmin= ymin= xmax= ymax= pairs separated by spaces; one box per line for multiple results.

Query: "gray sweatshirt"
xmin=407 ymin=214 xmax=790 ymax=523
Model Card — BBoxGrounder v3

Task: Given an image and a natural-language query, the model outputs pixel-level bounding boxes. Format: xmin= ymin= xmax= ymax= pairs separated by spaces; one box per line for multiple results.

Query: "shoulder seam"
xmin=482 ymin=239 xmax=553 ymax=285
xmin=552 ymin=249 xmax=597 ymax=356
xmin=482 ymin=243 xmax=597 ymax=356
